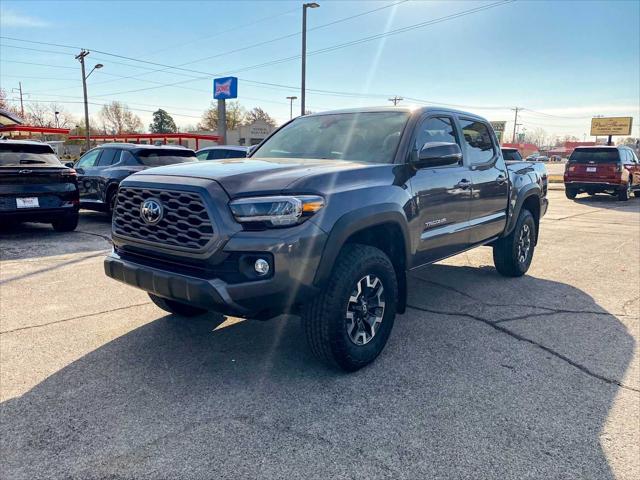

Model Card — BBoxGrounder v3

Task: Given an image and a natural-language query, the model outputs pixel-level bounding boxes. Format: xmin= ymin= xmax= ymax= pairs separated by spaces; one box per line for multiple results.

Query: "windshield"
xmin=136 ymin=149 xmax=197 ymax=166
xmin=569 ymin=148 xmax=620 ymax=163
xmin=0 ymin=143 xmax=62 ymax=167
xmin=502 ymin=149 xmax=522 ymax=161
xmin=252 ymin=111 xmax=410 ymax=163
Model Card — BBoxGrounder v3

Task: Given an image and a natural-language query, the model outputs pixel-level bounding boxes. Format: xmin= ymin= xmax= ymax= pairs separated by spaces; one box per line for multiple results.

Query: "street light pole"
xmin=286 ymin=96 xmax=298 ymax=120
xmin=76 ymin=50 xmax=103 ymax=152
xmin=301 ymin=2 xmax=319 ymax=117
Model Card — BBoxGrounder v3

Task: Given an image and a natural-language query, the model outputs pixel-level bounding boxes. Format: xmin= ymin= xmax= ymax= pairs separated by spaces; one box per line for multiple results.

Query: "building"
xmin=191 ymin=120 xmax=276 ymax=149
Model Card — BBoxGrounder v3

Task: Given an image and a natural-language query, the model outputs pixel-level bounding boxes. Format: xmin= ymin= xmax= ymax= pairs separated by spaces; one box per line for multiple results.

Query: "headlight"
xmin=229 ymin=195 xmax=324 ymax=227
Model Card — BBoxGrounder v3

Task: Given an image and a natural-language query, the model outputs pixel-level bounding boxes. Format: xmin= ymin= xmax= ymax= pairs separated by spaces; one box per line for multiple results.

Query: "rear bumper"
xmin=564 ymin=180 xmax=623 ymax=191
xmin=0 ymin=205 xmax=78 ymax=222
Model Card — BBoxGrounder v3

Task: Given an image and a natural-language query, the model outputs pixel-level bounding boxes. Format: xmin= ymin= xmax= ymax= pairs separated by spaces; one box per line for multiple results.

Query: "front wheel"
xmin=302 ymin=244 xmax=398 ymax=371
xmin=52 ymin=213 xmax=79 ymax=232
xmin=148 ymin=293 xmax=209 ymax=317
xmin=493 ymin=209 xmax=536 ymax=277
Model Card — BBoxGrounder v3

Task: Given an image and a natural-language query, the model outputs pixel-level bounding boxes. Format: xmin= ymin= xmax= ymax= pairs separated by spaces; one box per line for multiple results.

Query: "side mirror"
xmin=415 ymin=142 xmax=462 ymax=168
xmin=64 ymin=162 xmax=75 ymax=168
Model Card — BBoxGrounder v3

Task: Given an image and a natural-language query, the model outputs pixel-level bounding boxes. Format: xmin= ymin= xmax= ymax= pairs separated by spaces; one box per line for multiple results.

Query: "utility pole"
xmin=388 ymin=96 xmax=403 ymax=106
xmin=11 ymin=82 xmax=25 ymax=117
xmin=286 ymin=96 xmax=298 ymax=120
xmin=17 ymin=82 xmax=24 ymax=117
xmin=75 ymin=50 xmax=103 ymax=152
xmin=511 ymin=107 xmax=520 ymax=143
xmin=301 ymin=2 xmax=320 ymax=116
xmin=76 ymin=50 xmax=91 ymax=151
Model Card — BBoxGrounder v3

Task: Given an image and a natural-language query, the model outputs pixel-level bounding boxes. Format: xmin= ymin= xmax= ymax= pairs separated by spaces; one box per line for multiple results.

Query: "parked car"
xmin=564 ymin=146 xmax=640 ymax=201
xmin=0 ymin=140 xmax=79 ymax=231
xmin=74 ymin=143 xmax=197 ymax=215
xmin=526 ymin=153 xmax=541 ymax=161
xmin=196 ymin=145 xmax=249 ymax=160
xmin=501 ymin=147 xmax=523 ymax=161
xmin=104 ymin=106 xmax=548 ymax=371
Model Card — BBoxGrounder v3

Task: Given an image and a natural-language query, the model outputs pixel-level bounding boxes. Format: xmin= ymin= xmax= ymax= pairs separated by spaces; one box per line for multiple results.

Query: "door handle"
xmin=496 ymin=174 xmax=507 ymax=185
xmin=455 ymin=179 xmax=471 ymax=190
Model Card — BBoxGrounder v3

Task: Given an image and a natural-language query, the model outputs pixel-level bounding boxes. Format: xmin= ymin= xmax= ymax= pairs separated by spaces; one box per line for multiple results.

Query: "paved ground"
xmin=1 ymin=190 xmax=638 ymax=480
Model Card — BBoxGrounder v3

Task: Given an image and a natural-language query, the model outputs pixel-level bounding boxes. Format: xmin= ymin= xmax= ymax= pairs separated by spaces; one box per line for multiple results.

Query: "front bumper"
xmin=105 ymin=219 xmax=328 ymax=319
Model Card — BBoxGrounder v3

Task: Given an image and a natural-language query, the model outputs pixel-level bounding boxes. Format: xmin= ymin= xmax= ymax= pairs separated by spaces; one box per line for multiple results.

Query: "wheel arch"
xmin=505 ymin=184 xmax=542 ymax=243
xmin=313 ymin=205 xmax=411 ymax=313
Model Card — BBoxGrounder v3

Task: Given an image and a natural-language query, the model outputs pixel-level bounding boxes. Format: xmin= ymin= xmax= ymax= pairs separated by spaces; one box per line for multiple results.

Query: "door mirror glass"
xmin=415 ymin=142 xmax=462 ymax=167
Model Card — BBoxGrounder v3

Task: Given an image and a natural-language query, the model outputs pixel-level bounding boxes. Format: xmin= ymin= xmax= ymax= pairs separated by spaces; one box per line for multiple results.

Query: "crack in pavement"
xmin=75 ymin=229 xmax=112 ymax=243
xmin=0 ymin=302 xmax=151 ymax=335
xmin=0 ymin=251 xmax=109 ymax=286
xmin=406 ymin=304 xmax=640 ymax=393
xmin=411 ymin=276 xmax=625 ymax=317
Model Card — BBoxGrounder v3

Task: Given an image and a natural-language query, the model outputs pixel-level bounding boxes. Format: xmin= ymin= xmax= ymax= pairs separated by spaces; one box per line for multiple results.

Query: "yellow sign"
xmin=590 ymin=117 xmax=633 ymax=136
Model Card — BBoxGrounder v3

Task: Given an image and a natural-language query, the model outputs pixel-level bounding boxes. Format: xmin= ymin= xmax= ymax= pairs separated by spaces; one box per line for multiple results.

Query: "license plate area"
xmin=586 ymin=167 xmax=597 ymax=173
xmin=16 ymin=197 xmax=40 ymax=208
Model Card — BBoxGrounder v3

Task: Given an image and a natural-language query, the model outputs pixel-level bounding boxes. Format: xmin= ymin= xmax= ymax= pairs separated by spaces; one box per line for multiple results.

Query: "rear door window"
xmin=225 ymin=149 xmax=247 ymax=159
xmin=207 ymin=149 xmax=229 ymax=160
xmin=97 ymin=149 xmax=119 ymax=166
xmin=0 ymin=143 xmax=61 ymax=166
xmin=502 ymin=149 xmax=522 ymax=161
xmin=569 ymin=148 xmax=620 ymax=163
xmin=459 ymin=119 xmax=495 ymax=164
xmin=136 ymin=149 xmax=197 ymax=167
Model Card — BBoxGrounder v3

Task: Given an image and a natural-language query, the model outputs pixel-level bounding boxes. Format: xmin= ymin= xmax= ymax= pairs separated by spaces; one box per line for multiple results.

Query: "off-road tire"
xmin=633 ymin=190 xmax=640 ymax=198
xmin=302 ymin=244 xmax=398 ymax=372
xmin=148 ymin=293 xmax=209 ymax=317
xmin=493 ymin=209 xmax=536 ymax=277
xmin=52 ymin=213 xmax=79 ymax=232
xmin=618 ymin=180 xmax=631 ymax=201
xmin=565 ymin=187 xmax=577 ymax=199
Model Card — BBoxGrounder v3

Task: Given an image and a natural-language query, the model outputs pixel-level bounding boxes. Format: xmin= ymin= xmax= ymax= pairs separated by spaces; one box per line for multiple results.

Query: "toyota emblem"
xmin=140 ymin=198 xmax=163 ymax=225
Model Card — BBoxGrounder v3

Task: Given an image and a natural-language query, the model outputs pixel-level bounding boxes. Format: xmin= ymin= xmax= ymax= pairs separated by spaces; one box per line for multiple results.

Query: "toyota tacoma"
xmin=104 ymin=107 xmax=548 ymax=371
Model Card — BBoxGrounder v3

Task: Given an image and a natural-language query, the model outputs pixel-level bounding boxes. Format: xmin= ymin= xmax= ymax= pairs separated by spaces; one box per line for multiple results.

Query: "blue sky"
xmin=1 ymin=0 xmax=638 ymax=139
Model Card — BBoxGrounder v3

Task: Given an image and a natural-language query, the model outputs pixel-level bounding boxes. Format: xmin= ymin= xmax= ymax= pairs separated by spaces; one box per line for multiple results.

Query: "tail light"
xmin=616 ymin=164 xmax=623 ymax=174
xmin=63 ymin=169 xmax=77 ymax=178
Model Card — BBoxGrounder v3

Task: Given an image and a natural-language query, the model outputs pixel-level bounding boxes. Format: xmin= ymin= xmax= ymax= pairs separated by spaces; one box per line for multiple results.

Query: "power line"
xmin=0 ymin=0 xmax=513 ymax=98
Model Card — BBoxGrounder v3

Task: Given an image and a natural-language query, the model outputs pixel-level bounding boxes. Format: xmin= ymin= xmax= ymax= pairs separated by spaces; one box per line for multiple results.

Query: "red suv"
xmin=564 ymin=146 xmax=640 ymax=201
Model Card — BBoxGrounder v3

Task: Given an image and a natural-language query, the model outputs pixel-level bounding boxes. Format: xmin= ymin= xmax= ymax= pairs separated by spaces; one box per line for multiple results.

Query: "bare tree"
xmin=245 ymin=107 xmax=276 ymax=127
xmin=198 ymin=101 xmax=246 ymax=131
xmin=99 ymin=101 xmax=143 ymax=134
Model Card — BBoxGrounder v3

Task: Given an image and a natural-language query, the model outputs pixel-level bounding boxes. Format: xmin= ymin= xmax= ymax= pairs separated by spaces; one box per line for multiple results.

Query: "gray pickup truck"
xmin=105 ymin=107 xmax=548 ymax=371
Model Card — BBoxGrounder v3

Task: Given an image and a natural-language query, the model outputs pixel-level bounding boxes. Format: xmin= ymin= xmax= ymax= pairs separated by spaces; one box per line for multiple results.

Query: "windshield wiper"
xmin=19 ymin=159 xmax=47 ymax=164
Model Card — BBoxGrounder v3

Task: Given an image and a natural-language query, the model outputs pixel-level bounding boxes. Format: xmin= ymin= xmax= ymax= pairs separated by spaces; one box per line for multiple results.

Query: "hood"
xmin=135 ymin=157 xmax=381 ymax=196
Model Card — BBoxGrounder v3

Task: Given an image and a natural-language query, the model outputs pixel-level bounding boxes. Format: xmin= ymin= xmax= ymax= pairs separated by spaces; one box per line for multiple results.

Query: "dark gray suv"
xmin=105 ymin=107 xmax=548 ymax=371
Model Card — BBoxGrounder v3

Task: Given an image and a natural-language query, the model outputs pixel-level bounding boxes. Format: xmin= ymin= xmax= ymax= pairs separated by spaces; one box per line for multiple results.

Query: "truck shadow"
xmin=572 ymin=194 xmax=640 ymax=211
xmin=0 ymin=211 xmax=111 ymax=261
xmin=0 ymin=264 xmax=634 ymax=479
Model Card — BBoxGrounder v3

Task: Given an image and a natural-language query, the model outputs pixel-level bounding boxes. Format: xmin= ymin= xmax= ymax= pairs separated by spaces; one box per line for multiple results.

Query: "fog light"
xmin=254 ymin=258 xmax=270 ymax=276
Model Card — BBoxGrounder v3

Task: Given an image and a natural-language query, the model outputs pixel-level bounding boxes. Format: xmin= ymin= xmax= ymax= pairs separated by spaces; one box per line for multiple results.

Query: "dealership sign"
xmin=490 ymin=121 xmax=506 ymax=142
xmin=590 ymin=117 xmax=633 ymax=136
xmin=213 ymin=77 xmax=238 ymax=100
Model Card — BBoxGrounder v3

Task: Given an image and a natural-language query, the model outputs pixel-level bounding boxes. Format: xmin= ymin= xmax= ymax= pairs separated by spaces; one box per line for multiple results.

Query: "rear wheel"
xmin=493 ymin=209 xmax=536 ymax=277
xmin=52 ymin=213 xmax=79 ymax=232
xmin=618 ymin=180 xmax=631 ymax=201
xmin=565 ymin=187 xmax=577 ymax=199
xmin=302 ymin=244 xmax=398 ymax=371
xmin=148 ymin=293 xmax=209 ymax=317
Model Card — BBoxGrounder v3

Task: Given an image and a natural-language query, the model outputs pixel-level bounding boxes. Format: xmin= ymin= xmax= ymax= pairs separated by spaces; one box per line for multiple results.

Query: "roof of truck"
xmin=306 ymin=105 xmax=488 ymax=121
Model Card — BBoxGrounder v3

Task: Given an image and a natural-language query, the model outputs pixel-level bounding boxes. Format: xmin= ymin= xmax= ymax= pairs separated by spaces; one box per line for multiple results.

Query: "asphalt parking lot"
xmin=1 ymin=188 xmax=638 ymax=480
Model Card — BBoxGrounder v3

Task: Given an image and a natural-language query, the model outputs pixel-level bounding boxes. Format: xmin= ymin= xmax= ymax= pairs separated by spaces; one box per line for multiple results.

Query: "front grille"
xmin=113 ymin=187 xmax=214 ymax=251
